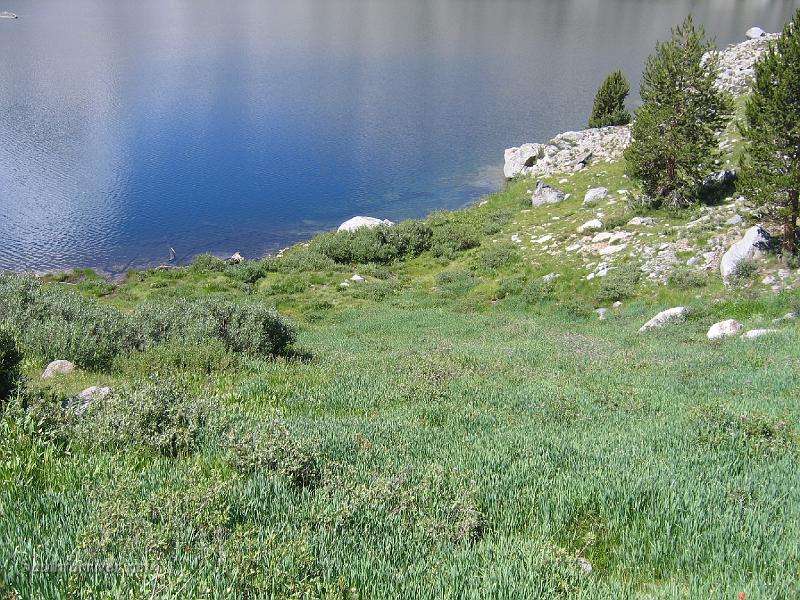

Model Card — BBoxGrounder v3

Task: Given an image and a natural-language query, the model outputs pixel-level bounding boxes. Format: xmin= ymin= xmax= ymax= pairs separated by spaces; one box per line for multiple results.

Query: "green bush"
xmin=596 ymin=264 xmax=641 ymax=302
xmin=191 ymin=253 xmax=227 ymax=273
xmin=482 ymin=210 xmax=513 ymax=235
xmin=727 ymin=259 xmax=758 ymax=286
xmin=133 ymin=297 xmax=296 ymax=356
xmin=310 ymin=220 xmax=433 ymax=265
xmin=475 ymin=242 xmax=519 ymax=272
xmin=497 ymin=275 xmax=528 ymax=299
xmin=668 ymin=267 xmax=708 ymax=289
xmin=430 ymin=223 xmax=481 ymax=259
xmin=225 ymin=260 xmax=267 ymax=285
xmin=79 ymin=375 xmax=209 ymax=456
xmin=522 ymin=279 xmax=556 ymax=304
xmin=0 ymin=274 xmax=132 ymax=370
xmin=115 ymin=339 xmax=238 ymax=378
xmin=222 ymin=419 xmax=320 ymax=488
xmin=263 ymin=249 xmax=337 ymax=273
xmin=0 ymin=329 xmax=21 ymax=401
xmin=348 ymin=278 xmax=403 ymax=301
xmin=435 ymin=270 xmax=476 ymax=296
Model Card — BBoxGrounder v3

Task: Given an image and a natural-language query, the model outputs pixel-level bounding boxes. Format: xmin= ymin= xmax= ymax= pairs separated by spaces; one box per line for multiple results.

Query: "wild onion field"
xmin=2 ymin=167 xmax=800 ymax=598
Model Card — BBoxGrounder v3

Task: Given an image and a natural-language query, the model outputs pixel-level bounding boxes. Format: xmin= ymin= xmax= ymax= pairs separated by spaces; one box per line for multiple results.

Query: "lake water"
xmin=1 ymin=0 xmax=797 ymax=273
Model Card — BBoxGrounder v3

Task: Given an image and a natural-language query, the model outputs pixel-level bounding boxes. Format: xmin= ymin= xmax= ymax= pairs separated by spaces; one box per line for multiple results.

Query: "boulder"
xmin=41 ymin=360 xmax=75 ymax=379
xmin=577 ymin=219 xmax=603 ymax=234
xmin=707 ymin=319 xmax=743 ymax=340
xmin=583 ymin=187 xmax=608 ymax=205
xmin=745 ymin=27 xmax=767 ymax=39
xmin=741 ymin=328 xmax=777 ymax=340
xmin=338 ymin=216 xmax=394 ymax=233
xmin=350 ymin=274 xmax=365 ymax=283
xmin=639 ymin=307 xmax=688 ymax=332
xmin=720 ymin=225 xmax=770 ymax=283
xmin=228 ymin=251 xmax=244 ymax=264
xmin=68 ymin=386 xmax=111 ymax=416
xmin=592 ymin=232 xmax=613 ymax=243
xmin=531 ymin=182 xmax=566 ymax=208
xmin=628 ymin=216 xmax=655 ymax=226
xmin=503 ymin=143 xmax=544 ymax=179
xmin=725 ymin=215 xmax=744 ymax=226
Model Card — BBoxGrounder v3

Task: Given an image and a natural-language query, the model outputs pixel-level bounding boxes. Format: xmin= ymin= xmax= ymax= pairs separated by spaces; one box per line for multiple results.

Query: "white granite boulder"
xmin=531 ymin=182 xmax=566 ymax=208
xmin=583 ymin=187 xmax=608 ymax=205
xmin=707 ymin=319 xmax=743 ymax=340
xmin=741 ymin=328 xmax=777 ymax=340
xmin=338 ymin=216 xmax=394 ymax=233
xmin=745 ymin=27 xmax=767 ymax=39
xmin=41 ymin=360 xmax=76 ymax=379
xmin=639 ymin=307 xmax=688 ymax=332
xmin=577 ymin=219 xmax=603 ymax=234
xmin=720 ymin=225 xmax=770 ymax=283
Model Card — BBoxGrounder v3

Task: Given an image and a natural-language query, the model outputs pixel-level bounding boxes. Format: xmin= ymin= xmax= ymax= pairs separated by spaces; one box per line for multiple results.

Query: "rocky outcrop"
xmin=504 ymin=126 xmax=632 ymax=179
xmin=720 ymin=225 xmax=770 ymax=283
xmin=707 ymin=319 xmax=743 ymax=340
xmin=338 ymin=216 xmax=394 ymax=233
xmin=42 ymin=360 xmax=75 ymax=379
xmin=705 ymin=33 xmax=778 ymax=94
xmin=639 ymin=307 xmax=688 ymax=332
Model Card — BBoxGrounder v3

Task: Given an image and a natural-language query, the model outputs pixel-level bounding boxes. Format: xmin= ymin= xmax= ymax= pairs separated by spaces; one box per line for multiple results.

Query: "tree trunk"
xmin=784 ymin=189 xmax=799 ymax=257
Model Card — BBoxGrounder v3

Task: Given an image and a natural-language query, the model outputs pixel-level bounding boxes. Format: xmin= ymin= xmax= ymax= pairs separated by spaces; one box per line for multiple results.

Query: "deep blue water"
xmin=1 ymin=0 xmax=797 ymax=273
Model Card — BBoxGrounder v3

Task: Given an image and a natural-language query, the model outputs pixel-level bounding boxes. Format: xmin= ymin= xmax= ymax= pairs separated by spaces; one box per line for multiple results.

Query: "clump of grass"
xmin=522 ymin=278 xmax=556 ymax=304
xmin=0 ymin=328 xmax=22 ymax=401
xmin=694 ymin=404 xmax=795 ymax=457
xmin=191 ymin=253 xmax=227 ymax=273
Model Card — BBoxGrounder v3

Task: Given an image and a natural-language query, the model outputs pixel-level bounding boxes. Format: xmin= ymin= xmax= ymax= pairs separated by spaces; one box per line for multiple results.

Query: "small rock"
xmin=532 ymin=182 xmax=566 ymax=208
xmin=583 ymin=187 xmax=608 ymax=205
xmin=725 ymin=215 xmax=744 ymax=226
xmin=350 ymin=274 xmax=365 ymax=283
xmin=592 ymin=232 xmax=613 ymax=243
xmin=542 ymin=273 xmax=560 ymax=281
xmin=594 ymin=308 xmax=608 ymax=320
xmin=340 ymin=281 xmax=350 ymax=288
xmin=707 ymin=319 xmax=743 ymax=340
xmin=533 ymin=235 xmax=553 ymax=244
xmin=628 ymin=216 xmax=655 ymax=226
xmin=639 ymin=307 xmax=688 ymax=332
xmin=69 ymin=386 xmax=111 ymax=416
xmin=745 ymin=26 xmax=767 ymax=39
xmin=612 ymin=301 xmax=622 ymax=308
xmin=228 ymin=251 xmax=244 ymax=264
xmin=741 ymin=329 xmax=777 ymax=340
xmin=762 ymin=275 xmax=776 ymax=285
xmin=598 ymin=243 xmax=627 ymax=256
xmin=577 ymin=219 xmax=603 ymax=234
xmin=577 ymin=557 xmax=593 ymax=575
xmin=42 ymin=360 xmax=76 ymax=379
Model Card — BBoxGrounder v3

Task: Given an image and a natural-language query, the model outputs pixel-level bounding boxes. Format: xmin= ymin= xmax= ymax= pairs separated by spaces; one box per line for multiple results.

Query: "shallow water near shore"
xmin=0 ymin=0 xmax=797 ymax=273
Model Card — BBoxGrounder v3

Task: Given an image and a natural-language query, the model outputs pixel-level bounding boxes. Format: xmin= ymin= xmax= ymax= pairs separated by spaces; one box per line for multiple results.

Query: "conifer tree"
xmin=624 ymin=16 xmax=733 ymax=208
xmin=738 ymin=10 xmax=800 ymax=256
xmin=588 ymin=70 xmax=631 ymax=128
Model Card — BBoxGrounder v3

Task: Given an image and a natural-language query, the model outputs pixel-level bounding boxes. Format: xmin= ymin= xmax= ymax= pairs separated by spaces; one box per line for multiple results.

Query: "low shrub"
xmin=222 ymin=419 xmax=320 ymax=488
xmin=115 ymin=338 xmax=238 ymax=378
xmin=225 ymin=260 xmax=267 ymax=285
xmin=349 ymin=278 xmax=403 ymax=301
xmin=435 ymin=270 xmax=476 ymax=296
xmin=310 ymin=220 xmax=433 ymax=265
xmin=191 ymin=253 xmax=227 ymax=273
xmin=497 ymin=275 xmax=528 ymax=299
xmin=133 ymin=297 xmax=296 ymax=356
xmin=430 ymin=223 xmax=481 ymax=259
xmin=596 ymin=264 xmax=641 ymax=302
xmin=668 ymin=267 xmax=708 ymax=289
xmin=482 ymin=210 xmax=513 ymax=235
xmin=694 ymin=405 xmax=795 ymax=457
xmin=727 ymin=259 xmax=758 ymax=286
xmin=0 ymin=274 xmax=132 ymax=370
xmin=79 ymin=375 xmax=209 ymax=456
xmin=0 ymin=329 xmax=21 ymax=401
xmin=475 ymin=242 xmax=519 ymax=272
xmin=558 ymin=298 xmax=594 ymax=318
xmin=522 ymin=279 xmax=556 ymax=304
xmin=263 ymin=249 xmax=337 ymax=273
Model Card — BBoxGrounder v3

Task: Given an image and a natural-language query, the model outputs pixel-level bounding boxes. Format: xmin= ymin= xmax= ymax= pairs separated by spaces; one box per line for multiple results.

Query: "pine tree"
xmin=738 ymin=10 xmax=800 ymax=256
xmin=624 ymin=16 xmax=733 ymax=208
xmin=588 ymin=70 xmax=631 ymax=128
